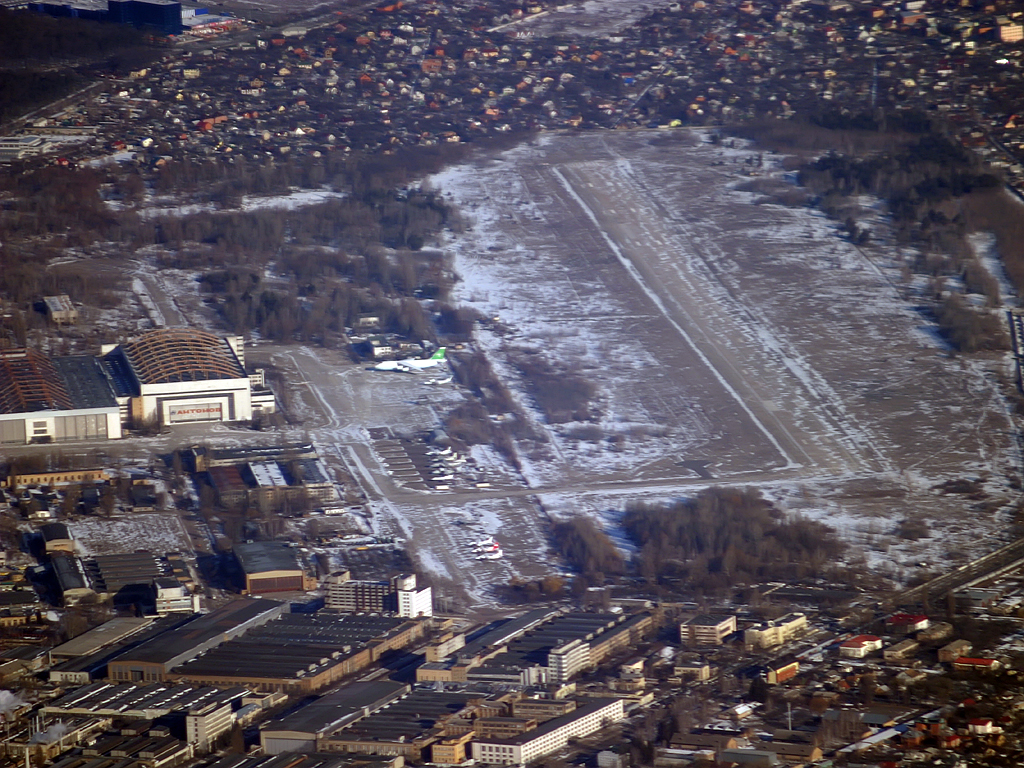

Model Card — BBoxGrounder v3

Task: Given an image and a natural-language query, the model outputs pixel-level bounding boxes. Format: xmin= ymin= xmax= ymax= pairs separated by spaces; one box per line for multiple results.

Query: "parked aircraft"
xmin=371 ymin=348 xmax=447 ymax=372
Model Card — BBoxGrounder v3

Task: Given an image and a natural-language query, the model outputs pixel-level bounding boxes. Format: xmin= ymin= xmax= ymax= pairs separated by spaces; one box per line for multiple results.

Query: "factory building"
xmin=0 ymin=349 xmax=122 ymax=445
xmin=169 ymin=613 xmax=426 ymax=694
xmin=470 ymin=698 xmax=626 ymax=766
xmin=108 ymin=599 xmax=285 ymax=683
xmin=234 ymin=540 xmax=308 ymax=595
xmin=260 ymin=681 xmax=408 ymax=754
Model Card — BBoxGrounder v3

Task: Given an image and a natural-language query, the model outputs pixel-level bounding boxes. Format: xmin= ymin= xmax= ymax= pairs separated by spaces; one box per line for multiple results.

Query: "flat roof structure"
xmin=108 ymin=599 xmax=285 ymax=681
xmin=326 ymin=689 xmax=476 ymax=745
xmin=234 ymin=540 xmax=301 ymax=576
xmin=458 ymin=608 xmax=561 ymax=662
xmin=50 ymin=617 xmax=154 ymax=659
xmin=249 ymin=462 xmax=288 ymax=488
xmin=202 ymin=443 xmax=318 ymax=467
xmin=262 ymin=682 xmax=408 ymax=754
xmin=170 ymin=613 xmax=414 ymax=690
xmin=206 ymin=754 xmax=404 ymax=768
xmin=41 ymin=522 xmax=72 ymax=544
xmin=43 ymin=681 xmax=246 ymax=719
xmin=464 ymin=612 xmax=623 ymax=670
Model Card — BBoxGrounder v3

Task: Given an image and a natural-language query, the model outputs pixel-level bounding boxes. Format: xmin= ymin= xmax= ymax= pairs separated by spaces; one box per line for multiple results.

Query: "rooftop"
xmin=173 ymin=613 xmax=409 ymax=680
xmin=249 ymin=461 xmax=288 ymax=488
xmin=50 ymin=617 xmax=154 ymax=658
xmin=111 ymin=599 xmax=283 ymax=666
xmin=117 ymin=329 xmax=244 ymax=385
xmin=476 ymin=698 xmax=622 ymax=746
xmin=0 ymin=348 xmax=73 ymax=413
xmin=329 ymin=689 xmax=476 ymax=744
xmin=234 ymin=540 xmax=301 ymax=575
xmin=205 ymin=754 xmax=403 ymax=768
xmin=86 ymin=552 xmax=164 ymax=592
xmin=51 ymin=356 xmax=118 ymax=409
xmin=44 ymin=681 xmax=247 ymax=718
xmin=265 ymin=681 xmax=408 ymax=736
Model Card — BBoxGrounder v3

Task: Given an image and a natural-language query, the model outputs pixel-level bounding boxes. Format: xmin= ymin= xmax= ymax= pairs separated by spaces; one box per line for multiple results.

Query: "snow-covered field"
xmin=422 ymin=129 xmax=1019 ymax=579
xmin=70 ymin=514 xmax=193 ymax=557
xmin=499 ymin=0 xmax=672 ymax=38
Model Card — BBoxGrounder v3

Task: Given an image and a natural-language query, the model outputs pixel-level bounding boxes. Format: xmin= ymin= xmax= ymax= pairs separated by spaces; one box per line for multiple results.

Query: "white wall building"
xmin=102 ymin=329 xmax=254 ymax=427
xmin=397 ymin=583 xmax=433 ymax=618
xmin=155 ymin=578 xmax=200 ymax=615
xmin=547 ymin=638 xmax=591 ymax=683
xmin=186 ymin=699 xmax=235 ymax=751
xmin=471 ymin=698 xmax=625 ymax=766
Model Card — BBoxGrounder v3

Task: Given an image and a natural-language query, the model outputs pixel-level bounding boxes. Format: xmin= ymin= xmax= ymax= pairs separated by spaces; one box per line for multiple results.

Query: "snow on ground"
xmin=136 ymin=188 xmax=345 ymax=219
xmin=504 ymin=0 xmax=674 ymax=37
xmin=426 ymin=129 xmax=1020 ymax=576
xmin=70 ymin=514 xmax=193 ymax=557
xmin=131 ymin=277 xmax=166 ymax=328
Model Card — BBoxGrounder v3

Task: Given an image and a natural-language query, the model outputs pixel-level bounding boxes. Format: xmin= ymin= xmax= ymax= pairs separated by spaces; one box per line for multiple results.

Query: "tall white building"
xmin=186 ymin=699 xmax=235 ymax=752
xmin=324 ymin=572 xmax=432 ymax=617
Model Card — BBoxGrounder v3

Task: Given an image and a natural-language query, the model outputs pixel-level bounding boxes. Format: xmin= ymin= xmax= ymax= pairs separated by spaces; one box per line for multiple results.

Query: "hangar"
xmin=234 ymin=540 xmax=308 ymax=594
xmin=0 ymin=349 xmax=122 ymax=445
xmin=102 ymin=329 xmax=256 ymax=427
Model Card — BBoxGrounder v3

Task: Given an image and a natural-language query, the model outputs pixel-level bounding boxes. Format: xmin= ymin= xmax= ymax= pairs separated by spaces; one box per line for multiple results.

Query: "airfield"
xmin=241 ymin=130 xmax=1019 ymax=609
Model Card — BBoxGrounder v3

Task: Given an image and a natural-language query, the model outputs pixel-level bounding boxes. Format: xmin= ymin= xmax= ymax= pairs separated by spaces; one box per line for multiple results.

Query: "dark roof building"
xmin=261 ymin=681 xmax=409 ymax=754
xmin=169 ymin=612 xmax=426 ymax=694
xmin=108 ymin=599 xmax=285 ymax=683
xmin=0 ymin=350 xmax=121 ymax=445
xmin=234 ymin=540 xmax=305 ymax=595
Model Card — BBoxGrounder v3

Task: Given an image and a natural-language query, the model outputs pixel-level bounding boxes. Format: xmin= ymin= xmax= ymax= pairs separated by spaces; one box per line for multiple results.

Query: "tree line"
xmin=743 ymin=112 xmax=1013 ymax=354
xmin=549 ymin=487 xmax=845 ymax=595
xmin=623 ymin=487 xmax=845 ymax=593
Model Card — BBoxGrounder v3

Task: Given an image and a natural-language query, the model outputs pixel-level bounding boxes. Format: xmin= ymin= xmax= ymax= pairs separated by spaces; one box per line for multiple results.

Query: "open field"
xmin=436 ymin=132 xmax=1015 ymax=484
xmin=70 ymin=514 xmax=193 ymax=557
xmin=424 ymin=130 xmax=1019 ymax=581
xmin=250 ymin=130 xmax=1020 ymax=604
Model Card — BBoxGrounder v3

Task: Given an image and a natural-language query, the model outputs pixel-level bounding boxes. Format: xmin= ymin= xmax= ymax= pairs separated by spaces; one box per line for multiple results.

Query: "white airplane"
xmin=371 ymin=348 xmax=447 ymax=373
xmin=473 ymin=536 xmax=496 ymax=548
xmin=476 ymin=549 xmax=504 ymax=560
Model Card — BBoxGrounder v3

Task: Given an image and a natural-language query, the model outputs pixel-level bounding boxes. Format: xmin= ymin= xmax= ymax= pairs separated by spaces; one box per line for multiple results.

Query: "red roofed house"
xmin=839 ymin=635 xmax=883 ymax=659
xmin=954 ymin=657 xmax=1000 ymax=672
xmin=887 ymin=613 xmax=929 ymax=633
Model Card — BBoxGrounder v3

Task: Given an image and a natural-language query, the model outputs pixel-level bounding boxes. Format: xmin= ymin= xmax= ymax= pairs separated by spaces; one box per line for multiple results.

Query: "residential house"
xmin=839 ymin=635 xmax=882 ymax=659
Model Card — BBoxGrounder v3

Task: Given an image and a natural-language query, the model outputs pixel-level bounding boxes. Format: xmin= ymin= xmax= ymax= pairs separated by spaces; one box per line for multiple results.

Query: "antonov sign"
xmin=168 ymin=403 xmax=223 ymax=423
